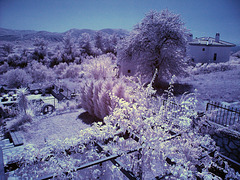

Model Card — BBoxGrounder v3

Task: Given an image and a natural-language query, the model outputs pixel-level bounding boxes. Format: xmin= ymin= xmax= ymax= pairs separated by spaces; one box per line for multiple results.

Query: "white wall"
xmin=188 ymin=45 xmax=231 ymax=63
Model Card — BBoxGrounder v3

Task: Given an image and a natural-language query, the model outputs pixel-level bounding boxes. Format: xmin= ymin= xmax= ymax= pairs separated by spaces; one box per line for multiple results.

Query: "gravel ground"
xmin=22 ymin=108 xmax=91 ymax=148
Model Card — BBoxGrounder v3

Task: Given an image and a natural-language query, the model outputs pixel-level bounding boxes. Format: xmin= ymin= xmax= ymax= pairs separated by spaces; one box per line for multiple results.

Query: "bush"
xmin=54 ymin=62 xmax=68 ymax=77
xmin=0 ymin=62 xmax=9 ymax=74
xmin=62 ymin=63 xmax=82 ymax=79
xmin=8 ymin=113 xmax=32 ymax=131
xmin=53 ymin=62 xmax=82 ymax=79
xmin=27 ymin=61 xmax=56 ymax=83
xmin=232 ymin=50 xmax=240 ymax=58
xmin=4 ymin=69 xmax=32 ymax=88
xmin=57 ymin=100 xmax=80 ymax=112
xmin=7 ymin=54 xmax=28 ymax=68
xmin=189 ymin=62 xmax=237 ymax=75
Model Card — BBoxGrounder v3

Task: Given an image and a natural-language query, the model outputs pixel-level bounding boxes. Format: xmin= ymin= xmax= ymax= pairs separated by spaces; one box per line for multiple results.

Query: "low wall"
xmin=212 ymin=131 xmax=240 ymax=162
xmin=203 ymin=121 xmax=240 ymax=163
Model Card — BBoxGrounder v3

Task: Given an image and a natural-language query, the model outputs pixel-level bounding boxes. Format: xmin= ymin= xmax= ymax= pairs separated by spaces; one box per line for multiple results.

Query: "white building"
xmin=187 ymin=33 xmax=235 ymax=63
xmin=118 ymin=33 xmax=236 ymax=77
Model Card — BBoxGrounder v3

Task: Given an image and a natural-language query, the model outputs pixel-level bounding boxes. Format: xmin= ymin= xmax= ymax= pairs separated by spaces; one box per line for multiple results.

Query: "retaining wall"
xmin=203 ymin=121 xmax=240 ymax=163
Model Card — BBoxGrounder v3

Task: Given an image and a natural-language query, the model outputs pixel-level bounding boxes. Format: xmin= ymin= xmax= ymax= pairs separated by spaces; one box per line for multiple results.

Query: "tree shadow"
xmin=78 ymin=111 xmax=103 ymax=125
xmin=172 ymin=83 xmax=194 ymax=95
xmin=154 ymin=81 xmax=193 ymax=96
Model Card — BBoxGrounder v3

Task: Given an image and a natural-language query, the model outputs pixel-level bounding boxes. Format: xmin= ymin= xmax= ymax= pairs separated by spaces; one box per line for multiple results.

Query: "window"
xmin=127 ymin=70 xmax=131 ymax=73
xmin=202 ymin=48 xmax=205 ymax=51
xmin=213 ymin=53 xmax=217 ymax=61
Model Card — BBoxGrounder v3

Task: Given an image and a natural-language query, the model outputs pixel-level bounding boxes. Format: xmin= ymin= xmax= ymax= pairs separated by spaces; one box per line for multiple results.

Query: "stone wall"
xmin=204 ymin=121 xmax=240 ymax=163
xmin=212 ymin=131 xmax=240 ymax=162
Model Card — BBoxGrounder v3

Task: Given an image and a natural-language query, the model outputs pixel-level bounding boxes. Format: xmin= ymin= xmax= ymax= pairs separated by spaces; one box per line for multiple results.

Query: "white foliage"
xmin=118 ymin=9 xmax=188 ymax=82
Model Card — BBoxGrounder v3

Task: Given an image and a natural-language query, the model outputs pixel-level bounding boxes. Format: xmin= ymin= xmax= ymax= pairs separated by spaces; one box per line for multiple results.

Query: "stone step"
xmin=0 ymin=139 xmax=11 ymax=147
xmin=2 ymin=144 xmax=14 ymax=150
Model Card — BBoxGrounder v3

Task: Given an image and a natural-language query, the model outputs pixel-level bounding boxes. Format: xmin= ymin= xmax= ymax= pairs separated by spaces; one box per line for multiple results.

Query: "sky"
xmin=0 ymin=0 xmax=240 ymax=44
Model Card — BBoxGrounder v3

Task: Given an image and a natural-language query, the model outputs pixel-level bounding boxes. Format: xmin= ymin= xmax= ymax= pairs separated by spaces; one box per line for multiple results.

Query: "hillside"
xmin=0 ymin=27 xmax=129 ymax=42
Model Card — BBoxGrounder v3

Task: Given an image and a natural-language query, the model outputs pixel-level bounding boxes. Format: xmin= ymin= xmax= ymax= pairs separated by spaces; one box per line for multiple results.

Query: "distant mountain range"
xmin=0 ymin=27 xmax=129 ymax=42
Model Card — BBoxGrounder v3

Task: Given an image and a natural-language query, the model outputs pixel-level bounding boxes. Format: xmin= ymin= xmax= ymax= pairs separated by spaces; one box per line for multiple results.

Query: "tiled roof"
xmin=188 ymin=37 xmax=235 ymax=47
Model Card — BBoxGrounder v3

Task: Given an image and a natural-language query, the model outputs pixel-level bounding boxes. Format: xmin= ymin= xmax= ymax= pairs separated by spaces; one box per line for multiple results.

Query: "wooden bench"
xmin=9 ymin=131 xmax=24 ymax=146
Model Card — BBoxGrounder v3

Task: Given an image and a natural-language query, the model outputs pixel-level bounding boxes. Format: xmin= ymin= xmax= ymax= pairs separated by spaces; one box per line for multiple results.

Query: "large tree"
xmin=118 ymin=9 xmax=188 ymax=82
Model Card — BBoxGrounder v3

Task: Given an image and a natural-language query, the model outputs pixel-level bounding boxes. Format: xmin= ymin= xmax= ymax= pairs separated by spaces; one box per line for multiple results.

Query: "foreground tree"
xmin=118 ymin=9 xmax=188 ymax=83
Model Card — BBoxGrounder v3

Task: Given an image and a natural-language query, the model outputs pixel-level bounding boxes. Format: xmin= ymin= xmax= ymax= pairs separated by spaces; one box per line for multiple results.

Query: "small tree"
xmin=118 ymin=9 xmax=188 ymax=83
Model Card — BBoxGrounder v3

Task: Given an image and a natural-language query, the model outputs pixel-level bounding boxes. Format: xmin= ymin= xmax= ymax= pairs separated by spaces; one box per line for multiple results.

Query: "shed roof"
xmin=188 ymin=37 xmax=235 ymax=47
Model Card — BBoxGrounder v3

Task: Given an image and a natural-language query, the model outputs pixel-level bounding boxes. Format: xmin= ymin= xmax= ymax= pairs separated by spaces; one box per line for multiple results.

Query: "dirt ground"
xmin=21 ymin=109 xmax=91 ymax=148
xmin=179 ymin=67 xmax=240 ymax=111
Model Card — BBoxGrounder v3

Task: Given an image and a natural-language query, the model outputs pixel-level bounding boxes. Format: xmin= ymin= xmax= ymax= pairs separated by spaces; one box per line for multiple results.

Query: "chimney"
xmin=215 ymin=33 xmax=220 ymax=42
xmin=187 ymin=33 xmax=193 ymax=42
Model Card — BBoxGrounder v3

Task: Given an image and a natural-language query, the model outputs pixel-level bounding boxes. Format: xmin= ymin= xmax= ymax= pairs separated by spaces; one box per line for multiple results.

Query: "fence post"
xmin=206 ymin=102 xmax=209 ymax=111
